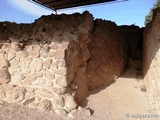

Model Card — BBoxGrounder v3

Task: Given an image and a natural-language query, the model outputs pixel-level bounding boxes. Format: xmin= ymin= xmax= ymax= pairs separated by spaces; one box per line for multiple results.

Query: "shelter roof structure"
xmin=29 ymin=0 xmax=124 ymax=11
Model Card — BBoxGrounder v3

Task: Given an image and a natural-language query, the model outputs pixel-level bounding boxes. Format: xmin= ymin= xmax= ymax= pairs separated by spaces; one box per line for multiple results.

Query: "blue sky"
xmin=0 ymin=0 xmax=157 ymax=27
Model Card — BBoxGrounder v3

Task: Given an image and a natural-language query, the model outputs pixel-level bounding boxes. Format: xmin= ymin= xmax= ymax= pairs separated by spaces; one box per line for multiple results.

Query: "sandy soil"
xmin=80 ymin=68 xmax=159 ymax=120
xmin=0 ymin=62 xmax=159 ymax=120
xmin=0 ymin=101 xmax=70 ymax=120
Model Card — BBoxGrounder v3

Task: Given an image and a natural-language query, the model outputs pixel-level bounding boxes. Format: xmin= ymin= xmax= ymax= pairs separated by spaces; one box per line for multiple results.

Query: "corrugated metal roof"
xmin=29 ymin=0 xmax=118 ymax=10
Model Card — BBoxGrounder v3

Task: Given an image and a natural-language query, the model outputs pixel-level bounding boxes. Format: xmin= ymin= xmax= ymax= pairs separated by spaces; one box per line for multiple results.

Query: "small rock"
xmin=85 ymin=109 xmax=92 ymax=116
xmin=37 ymin=99 xmax=52 ymax=110
xmin=140 ymin=85 xmax=146 ymax=92
xmin=0 ymin=50 xmax=6 ymax=54
xmin=43 ymin=44 xmax=50 ymax=52
xmin=107 ymin=111 xmax=111 ymax=114
xmin=55 ymin=49 xmax=66 ymax=59
xmin=44 ymin=59 xmax=52 ymax=69
xmin=18 ymin=74 xmax=25 ymax=80
xmin=9 ymin=89 xmax=26 ymax=102
xmin=44 ymin=80 xmax=53 ymax=87
xmin=29 ymin=51 xmax=40 ymax=58
xmin=0 ymin=53 xmax=5 ymax=59
xmin=30 ymin=58 xmax=43 ymax=72
xmin=40 ymin=51 xmax=48 ymax=58
xmin=28 ymin=44 xmax=41 ymax=58
xmin=78 ymin=106 xmax=83 ymax=111
xmin=54 ymin=109 xmax=68 ymax=115
xmin=0 ymin=84 xmax=14 ymax=94
xmin=50 ymin=43 xmax=58 ymax=50
xmin=36 ymin=88 xmax=55 ymax=98
xmin=23 ymin=77 xmax=36 ymax=85
xmin=45 ymin=70 xmax=55 ymax=80
xmin=54 ymin=68 xmax=67 ymax=76
xmin=0 ymin=90 xmax=5 ymax=99
xmin=31 ymin=45 xmax=41 ymax=51
xmin=16 ymin=51 xmax=29 ymax=58
xmin=70 ymin=83 xmax=78 ymax=90
xmin=0 ymin=100 xmax=4 ymax=105
xmin=23 ymin=97 xmax=35 ymax=106
xmin=52 ymin=96 xmax=64 ymax=109
xmin=58 ymin=60 xmax=66 ymax=67
xmin=52 ymin=87 xmax=67 ymax=95
xmin=56 ymin=76 xmax=67 ymax=88
xmin=0 ymin=68 xmax=10 ymax=84
xmin=11 ymin=42 xmax=21 ymax=52
xmin=8 ymin=48 xmax=16 ymax=60
xmin=65 ymin=95 xmax=77 ymax=111
xmin=0 ymin=59 xmax=9 ymax=68
xmin=50 ymin=62 xmax=58 ymax=69
xmin=78 ymin=107 xmax=92 ymax=116
xmin=68 ymin=109 xmax=82 ymax=119
xmin=36 ymin=72 xmax=43 ymax=77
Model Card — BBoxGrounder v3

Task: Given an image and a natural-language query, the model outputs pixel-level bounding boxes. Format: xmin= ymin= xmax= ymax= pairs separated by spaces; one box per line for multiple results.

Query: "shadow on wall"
xmin=118 ymin=25 xmax=144 ymax=79
xmin=0 ymin=11 xmax=136 ymax=112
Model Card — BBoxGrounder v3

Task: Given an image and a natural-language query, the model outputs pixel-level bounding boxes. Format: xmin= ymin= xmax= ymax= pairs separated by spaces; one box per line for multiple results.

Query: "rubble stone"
xmin=0 ymin=11 xmax=131 ymax=113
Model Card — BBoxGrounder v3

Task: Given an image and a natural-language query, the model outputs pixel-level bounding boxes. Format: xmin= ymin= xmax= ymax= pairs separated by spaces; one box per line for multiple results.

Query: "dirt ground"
xmin=0 ymin=101 xmax=70 ymax=120
xmin=80 ymin=68 xmax=159 ymax=120
xmin=0 ymin=60 xmax=159 ymax=120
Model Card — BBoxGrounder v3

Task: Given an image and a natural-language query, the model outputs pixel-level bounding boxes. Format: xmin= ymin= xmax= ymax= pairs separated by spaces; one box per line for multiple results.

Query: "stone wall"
xmin=143 ymin=8 xmax=160 ymax=109
xmin=0 ymin=11 xmax=128 ymax=112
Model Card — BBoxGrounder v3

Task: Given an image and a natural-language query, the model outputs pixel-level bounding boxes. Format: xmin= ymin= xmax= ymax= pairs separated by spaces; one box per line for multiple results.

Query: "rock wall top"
xmin=0 ymin=11 xmax=93 ymax=43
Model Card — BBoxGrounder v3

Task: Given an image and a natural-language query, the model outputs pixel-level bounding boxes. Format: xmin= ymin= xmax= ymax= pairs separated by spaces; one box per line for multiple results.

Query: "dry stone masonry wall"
xmin=0 ymin=11 xmax=128 ymax=112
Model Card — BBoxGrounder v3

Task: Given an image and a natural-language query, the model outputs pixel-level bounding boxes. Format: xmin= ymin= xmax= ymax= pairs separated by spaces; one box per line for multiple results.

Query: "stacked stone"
xmin=0 ymin=10 xmax=128 ymax=115
xmin=0 ymin=41 xmax=77 ymax=112
xmin=0 ymin=48 xmax=11 ymax=100
xmin=0 ymin=11 xmax=94 ymax=113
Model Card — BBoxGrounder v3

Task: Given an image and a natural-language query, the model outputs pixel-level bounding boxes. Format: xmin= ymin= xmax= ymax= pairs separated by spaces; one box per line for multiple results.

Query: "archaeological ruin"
xmin=0 ymin=1 xmax=160 ymax=119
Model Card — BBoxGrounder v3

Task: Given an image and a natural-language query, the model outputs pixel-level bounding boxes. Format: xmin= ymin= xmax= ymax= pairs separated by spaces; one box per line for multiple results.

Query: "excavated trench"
xmin=0 ymin=8 xmax=160 ymax=119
